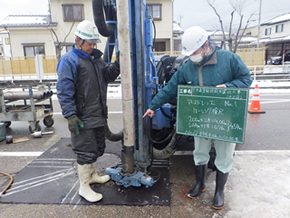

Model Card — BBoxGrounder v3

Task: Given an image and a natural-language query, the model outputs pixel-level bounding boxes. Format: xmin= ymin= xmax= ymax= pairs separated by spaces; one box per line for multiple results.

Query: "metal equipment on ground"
xmin=0 ymin=80 xmax=55 ymax=133
xmin=92 ymin=0 xmax=187 ymax=188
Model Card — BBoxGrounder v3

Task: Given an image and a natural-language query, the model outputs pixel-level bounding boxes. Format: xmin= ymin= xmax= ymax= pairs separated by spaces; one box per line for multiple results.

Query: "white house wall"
xmin=10 ymin=29 xmax=55 ymax=57
xmin=146 ymin=0 xmax=172 ymax=38
xmin=146 ymin=0 xmax=173 ymax=52
xmin=50 ymin=0 xmax=108 ymax=54
xmin=3 ymin=0 xmax=173 ymax=58
xmin=50 ymin=0 xmax=173 ymax=54
xmin=260 ymin=23 xmax=290 ymax=39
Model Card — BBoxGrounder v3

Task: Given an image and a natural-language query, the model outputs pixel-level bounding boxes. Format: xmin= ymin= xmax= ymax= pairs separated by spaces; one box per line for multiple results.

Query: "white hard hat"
xmin=182 ymin=26 xmax=208 ymax=56
xmin=75 ymin=20 xmax=101 ymax=43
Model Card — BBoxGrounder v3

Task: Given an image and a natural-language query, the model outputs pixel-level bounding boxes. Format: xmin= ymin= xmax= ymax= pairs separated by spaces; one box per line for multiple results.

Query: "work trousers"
xmin=71 ymin=126 xmax=105 ymax=165
xmin=193 ymin=137 xmax=236 ymax=173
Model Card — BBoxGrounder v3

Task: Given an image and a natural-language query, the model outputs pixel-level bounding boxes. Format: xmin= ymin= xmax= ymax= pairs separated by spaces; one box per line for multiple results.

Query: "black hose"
xmin=151 ymin=128 xmax=175 ymax=145
xmin=92 ymin=0 xmax=117 ymax=63
xmin=103 ymin=31 xmax=116 ymax=63
xmin=160 ymin=106 xmax=172 ymax=119
xmin=104 ymin=122 xmax=123 ymax=142
xmin=152 ymin=20 xmax=156 ymax=51
xmin=144 ymin=117 xmax=179 ymax=159
xmin=92 ymin=0 xmax=116 ymax=37
xmin=144 ymin=117 xmax=172 ymax=144
xmin=153 ymin=131 xmax=180 ymax=160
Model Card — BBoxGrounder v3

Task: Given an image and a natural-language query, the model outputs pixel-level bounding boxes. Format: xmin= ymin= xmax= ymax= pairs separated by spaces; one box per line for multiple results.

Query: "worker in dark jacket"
xmin=56 ymin=20 xmax=120 ymax=202
xmin=143 ymin=26 xmax=252 ymax=210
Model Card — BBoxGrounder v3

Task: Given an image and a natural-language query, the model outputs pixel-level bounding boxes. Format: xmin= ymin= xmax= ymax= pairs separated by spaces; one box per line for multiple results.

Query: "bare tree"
xmin=48 ymin=22 xmax=76 ymax=61
xmin=207 ymin=0 xmax=255 ymax=53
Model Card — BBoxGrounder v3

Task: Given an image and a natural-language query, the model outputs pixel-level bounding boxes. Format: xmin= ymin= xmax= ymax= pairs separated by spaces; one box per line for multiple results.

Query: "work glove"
xmin=68 ymin=115 xmax=84 ymax=135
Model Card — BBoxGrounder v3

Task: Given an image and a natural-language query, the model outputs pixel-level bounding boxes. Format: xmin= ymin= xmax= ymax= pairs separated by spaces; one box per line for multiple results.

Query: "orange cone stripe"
xmin=248 ymin=84 xmax=265 ymax=114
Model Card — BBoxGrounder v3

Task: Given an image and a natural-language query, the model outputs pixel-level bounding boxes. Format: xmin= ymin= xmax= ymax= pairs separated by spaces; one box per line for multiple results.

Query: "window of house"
xmin=275 ymin=24 xmax=284 ymax=33
xmin=147 ymin=4 xmax=162 ymax=20
xmin=65 ymin=45 xmax=73 ymax=53
xmin=62 ymin=44 xmax=73 ymax=53
xmin=265 ymin=28 xmax=271 ymax=36
xmin=154 ymin=41 xmax=166 ymax=51
xmin=23 ymin=44 xmax=45 ymax=57
xmin=55 ymin=43 xmax=74 ymax=56
xmin=62 ymin=4 xmax=84 ymax=22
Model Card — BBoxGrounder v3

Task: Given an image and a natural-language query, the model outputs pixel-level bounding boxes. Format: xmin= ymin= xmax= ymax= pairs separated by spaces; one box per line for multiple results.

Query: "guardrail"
xmin=0 ymin=73 xmax=57 ymax=81
xmin=248 ymin=64 xmax=290 ymax=82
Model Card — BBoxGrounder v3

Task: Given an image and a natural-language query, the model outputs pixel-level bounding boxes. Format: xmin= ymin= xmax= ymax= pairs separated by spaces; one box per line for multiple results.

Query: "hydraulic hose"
xmin=92 ymin=0 xmax=116 ymax=37
xmin=148 ymin=128 xmax=175 ymax=145
xmin=160 ymin=106 xmax=172 ymax=119
xmin=103 ymin=32 xmax=116 ymax=63
xmin=104 ymin=122 xmax=123 ymax=142
xmin=0 ymin=171 xmax=13 ymax=197
xmin=153 ymin=131 xmax=180 ymax=159
xmin=92 ymin=0 xmax=117 ymax=63
xmin=144 ymin=118 xmax=179 ymax=159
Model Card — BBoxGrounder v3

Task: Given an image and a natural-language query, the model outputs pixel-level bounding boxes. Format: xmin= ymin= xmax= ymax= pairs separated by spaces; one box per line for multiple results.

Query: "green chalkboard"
xmin=176 ymin=85 xmax=249 ymax=144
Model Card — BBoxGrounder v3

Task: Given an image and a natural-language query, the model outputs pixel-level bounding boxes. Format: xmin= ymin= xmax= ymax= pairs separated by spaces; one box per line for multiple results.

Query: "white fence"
xmin=248 ymin=64 xmax=290 ymax=82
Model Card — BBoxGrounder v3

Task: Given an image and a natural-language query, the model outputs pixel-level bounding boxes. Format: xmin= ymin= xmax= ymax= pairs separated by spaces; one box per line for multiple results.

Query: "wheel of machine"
xmin=4 ymin=121 xmax=11 ymax=128
xmin=29 ymin=122 xmax=41 ymax=133
xmin=43 ymin=116 xmax=54 ymax=127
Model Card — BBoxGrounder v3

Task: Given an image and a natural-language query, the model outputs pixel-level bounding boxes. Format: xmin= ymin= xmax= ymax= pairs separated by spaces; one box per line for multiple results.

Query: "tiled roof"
xmin=0 ymin=15 xmax=57 ymax=27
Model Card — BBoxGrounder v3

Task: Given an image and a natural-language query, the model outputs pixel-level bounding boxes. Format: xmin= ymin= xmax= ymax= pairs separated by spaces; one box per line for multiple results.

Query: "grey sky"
xmin=0 ymin=0 xmax=289 ymax=32
xmin=174 ymin=0 xmax=290 ymax=31
xmin=0 ymin=0 xmax=49 ymax=21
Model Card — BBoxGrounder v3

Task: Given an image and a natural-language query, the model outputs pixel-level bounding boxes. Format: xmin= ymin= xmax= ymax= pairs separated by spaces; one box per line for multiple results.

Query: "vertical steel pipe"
xmin=117 ymin=0 xmax=135 ymax=174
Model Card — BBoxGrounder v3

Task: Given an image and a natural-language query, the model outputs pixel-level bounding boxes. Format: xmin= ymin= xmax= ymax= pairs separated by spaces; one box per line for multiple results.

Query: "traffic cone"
xmin=248 ymin=84 xmax=265 ymax=114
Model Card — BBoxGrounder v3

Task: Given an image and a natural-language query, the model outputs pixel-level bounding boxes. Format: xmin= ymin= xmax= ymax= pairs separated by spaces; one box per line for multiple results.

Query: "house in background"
xmin=0 ymin=15 xmax=56 ymax=57
xmin=146 ymin=0 xmax=173 ymax=53
xmin=0 ymin=0 xmax=174 ymax=60
xmin=0 ymin=29 xmax=10 ymax=57
xmin=260 ymin=13 xmax=290 ymax=63
xmin=1 ymin=0 xmax=287 ymax=67
xmin=246 ymin=13 xmax=290 ymax=64
xmin=172 ymin=21 xmax=183 ymax=53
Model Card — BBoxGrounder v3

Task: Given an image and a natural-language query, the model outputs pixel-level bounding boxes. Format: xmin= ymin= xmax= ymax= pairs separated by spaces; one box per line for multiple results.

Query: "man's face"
xmin=80 ymin=40 xmax=96 ymax=54
xmin=190 ymin=42 xmax=209 ymax=58
xmin=191 ymin=48 xmax=202 ymax=56
xmin=76 ymin=37 xmax=96 ymax=54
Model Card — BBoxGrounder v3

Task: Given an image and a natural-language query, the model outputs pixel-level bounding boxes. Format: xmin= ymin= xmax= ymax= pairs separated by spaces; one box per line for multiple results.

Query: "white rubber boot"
xmin=89 ymin=161 xmax=110 ymax=184
xmin=78 ymin=164 xmax=103 ymax=202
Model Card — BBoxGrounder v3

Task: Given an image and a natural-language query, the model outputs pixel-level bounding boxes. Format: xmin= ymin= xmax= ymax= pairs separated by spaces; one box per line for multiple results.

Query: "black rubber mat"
xmin=0 ymin=138 xmax=170 ymax=205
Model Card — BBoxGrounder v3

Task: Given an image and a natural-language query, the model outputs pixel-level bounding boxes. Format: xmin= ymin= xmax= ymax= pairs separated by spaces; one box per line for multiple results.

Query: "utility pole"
xmin=179 ymin=14 xmax=184 ymax=27
xmin=257 ymin=0 xmax=262 ymax=48
xmin=172 ymin=0 xmax=175 ymax=54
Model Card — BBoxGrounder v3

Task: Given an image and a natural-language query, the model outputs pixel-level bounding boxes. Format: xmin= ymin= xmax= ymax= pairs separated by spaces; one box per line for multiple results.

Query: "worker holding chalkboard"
xmin=143 ymin=26 xmax=252 ymax=210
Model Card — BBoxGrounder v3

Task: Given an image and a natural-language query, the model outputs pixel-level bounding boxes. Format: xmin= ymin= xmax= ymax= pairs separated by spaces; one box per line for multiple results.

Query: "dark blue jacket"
xmin=56 ymin=46 xmax=119 ymax=128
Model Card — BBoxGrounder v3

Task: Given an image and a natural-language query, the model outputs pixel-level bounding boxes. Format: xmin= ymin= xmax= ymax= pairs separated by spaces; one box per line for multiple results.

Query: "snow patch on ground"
xmin=225 ymin=151 xmax=290 ymax=217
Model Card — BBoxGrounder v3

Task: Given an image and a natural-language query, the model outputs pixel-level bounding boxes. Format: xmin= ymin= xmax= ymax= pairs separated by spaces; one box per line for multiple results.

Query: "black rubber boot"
xmin=212 ymin=170 xmax=229 ymax=210
xmin=187 ymin=164 xmax=207 ymax=198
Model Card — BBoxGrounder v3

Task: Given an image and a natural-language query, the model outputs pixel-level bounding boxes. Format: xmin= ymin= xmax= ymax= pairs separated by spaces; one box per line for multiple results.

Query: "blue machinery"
xmin=92 ymin=0 xmax=177 ymax=187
